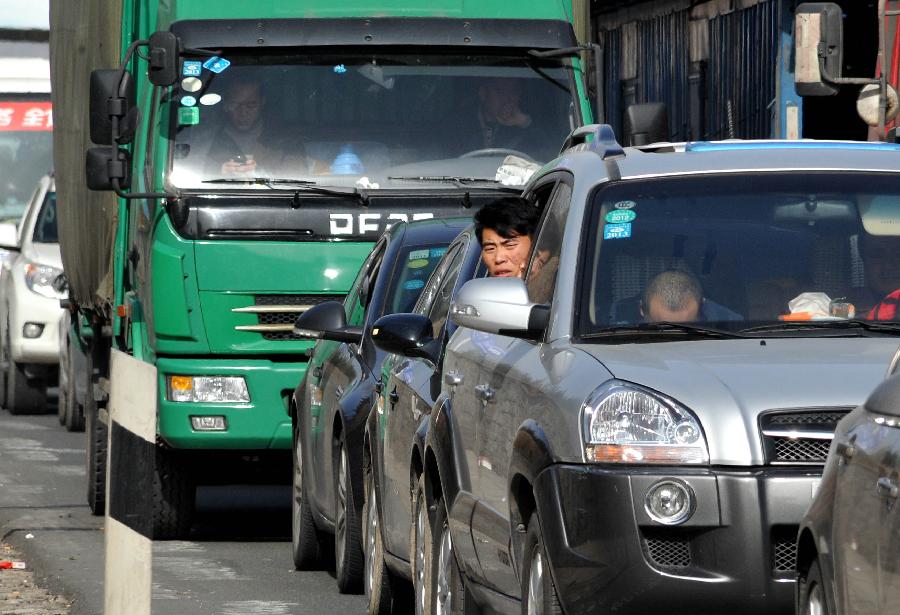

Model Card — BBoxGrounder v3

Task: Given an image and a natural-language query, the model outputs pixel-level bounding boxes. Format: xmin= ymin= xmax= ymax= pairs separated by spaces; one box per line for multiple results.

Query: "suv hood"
xmin=579 ymin=338 xmax=900 ymax=465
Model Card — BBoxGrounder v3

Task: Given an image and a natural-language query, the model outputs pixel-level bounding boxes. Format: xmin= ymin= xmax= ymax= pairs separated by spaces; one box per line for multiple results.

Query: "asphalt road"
xmin=0 ymin=408 xmax=370 ymax=615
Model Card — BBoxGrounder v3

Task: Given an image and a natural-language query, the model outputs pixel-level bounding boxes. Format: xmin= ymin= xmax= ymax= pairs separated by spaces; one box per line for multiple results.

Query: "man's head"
xmin=860 ymin=233 xmax=900 ymax=296
xmin=641 ymin=270 xmax=702 ymax=322
xmin=478 ymin=79 xmax=528 ymax=127
xmin=223 ymin=80 xmax=264 ymax=132
xmin=474 ymin=197 xmax=539 ymax=278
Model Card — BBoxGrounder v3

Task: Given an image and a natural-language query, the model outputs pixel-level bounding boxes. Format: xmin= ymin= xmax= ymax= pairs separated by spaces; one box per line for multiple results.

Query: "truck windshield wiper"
xmin=201 ymin=177 xmax=368 ymax=204
xmin=582 ymin=322 xmax=744 ymax=340
xmin=386 ymin=176 xmax=522 ymax=191
xmin=738 ymin=319 xmax=900 ymax=336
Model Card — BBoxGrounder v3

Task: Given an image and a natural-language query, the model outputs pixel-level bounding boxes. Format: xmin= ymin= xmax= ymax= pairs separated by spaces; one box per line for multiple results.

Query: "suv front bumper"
xmin=533 ymin=463 xmax=819 ymax=615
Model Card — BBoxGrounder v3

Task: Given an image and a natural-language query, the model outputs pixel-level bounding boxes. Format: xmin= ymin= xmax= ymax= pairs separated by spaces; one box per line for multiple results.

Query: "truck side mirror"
xmin=624 ymin=103 xmax=669 ymax=146
xmin=794 ymin=2 xmax=843 ymax=96
xmin=89 ymin=69 xmax=136 ymax=145
xmin=148 ymin=31 xmax=180 ymax=87
xmin=85 ymin=147 xmax=131 ymax=191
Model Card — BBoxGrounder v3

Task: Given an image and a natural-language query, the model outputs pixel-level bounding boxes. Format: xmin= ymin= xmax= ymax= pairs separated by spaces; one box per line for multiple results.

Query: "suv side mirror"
xmin=0 ymin=222 xmax=18 ymax=250
xmin=795 ymin=3 xmax=843 ymax=96
xmin=624 ymin=103 xmax=669 ymax=146
xmin=89 ymin=69 xmax=136 ymax=145
xmin=450 ymin=277 xmax=549 ymax=339
xmin=147 ymin=31 xmax=181 ymax=87
xmin=370 ymin=313 xmax=439 ymax=363
xmin=292 ymin=301 xmax=363 ymax=344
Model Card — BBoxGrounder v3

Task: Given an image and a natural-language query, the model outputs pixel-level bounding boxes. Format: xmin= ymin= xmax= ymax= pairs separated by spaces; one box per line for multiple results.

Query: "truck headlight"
xmin=167 ymin=375 xmax=250 ymax=403
xmin=24 ymin=261 xmax=66 ymax=299
xmin=581 ymin=380 xmax=708 ymax=464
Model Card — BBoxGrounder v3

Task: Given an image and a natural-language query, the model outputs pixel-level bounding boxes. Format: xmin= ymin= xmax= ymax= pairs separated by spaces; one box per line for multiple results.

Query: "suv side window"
xmin=526 ymin=180 xmax=572 ymax=304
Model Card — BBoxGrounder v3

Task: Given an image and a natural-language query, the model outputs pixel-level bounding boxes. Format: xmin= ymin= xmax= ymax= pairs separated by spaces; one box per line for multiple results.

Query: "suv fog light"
xmin=190 ymin=415 xmax=227 ymax=431
xmin=22 ymin=323 xmax=44 ymax=338
xmin=167 ymin=375 xmax=250 ymax=403
xmin=645 ymin=479 xmax=694 ymax=525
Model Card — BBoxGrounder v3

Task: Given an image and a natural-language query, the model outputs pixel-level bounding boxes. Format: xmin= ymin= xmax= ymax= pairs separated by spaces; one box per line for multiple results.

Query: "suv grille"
xmin=641 ymin=529 xmax=691 ymax=569
xmin=760 ymin=408 xmax=850 ymax=465
xmin=232 ymin=295 xmax=344 ymax=341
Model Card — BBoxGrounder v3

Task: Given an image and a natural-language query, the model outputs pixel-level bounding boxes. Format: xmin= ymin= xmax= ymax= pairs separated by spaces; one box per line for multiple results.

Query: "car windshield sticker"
xmin=178 ymin=106 xmax=200 ymax=126
xmin=408 ymin=249 xmax=429 ymax=261
xmin=430 ymin=247 xmax=448 ymax=259
xmin=404 ymin=279 xmax=425 ymax=290
xmin=180 ymin=95 xmax=197 ymax=107
xmin=603 ymin=222 xmax=632 ymax=240
xmin=605 ymin=210 xmax=636 ymax=224
xmin=614 ymin=200 xmax=636 ymax=210
xmin=408 ymin=258 xmax=430 ymax=269
xmin=203 ymin=56 xmax=231 ymax=74
xmin=182 ymin=61 xmax=202 ymax=77
xmin=181 ymin=77 xmax=202 ymax=93
xmin=199 ymin=93 xmax=221 ymax=106
xmin=333 ymin=64 xmax=347 ymax=74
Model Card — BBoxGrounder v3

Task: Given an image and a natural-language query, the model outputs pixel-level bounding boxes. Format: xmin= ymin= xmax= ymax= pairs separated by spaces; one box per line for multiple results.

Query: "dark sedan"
xmin=289 ymin=217 xmax=469 ymax=594
xmin=797 ymin=372 xmax=900 ymax=615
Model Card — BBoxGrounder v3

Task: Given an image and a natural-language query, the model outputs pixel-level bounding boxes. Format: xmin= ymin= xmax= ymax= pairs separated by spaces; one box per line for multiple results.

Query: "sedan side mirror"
xmin=450 ymin=277 xmax=549 ymax=339
xmin=293 ymin=301 xmax=362 ymax=344
xmin=0 ymin=222 xmax=18 ymax=250
xmin=371 ymin=313 xmax=440 ymax=363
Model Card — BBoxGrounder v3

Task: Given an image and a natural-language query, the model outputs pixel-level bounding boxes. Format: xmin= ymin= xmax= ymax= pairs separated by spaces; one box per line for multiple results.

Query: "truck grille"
xmin=760 ymin=408 xmax=850 ymax=465
xmin=232 ymin=295 xmax=344 ymax=341
xmin=641 ymin=529 xmax=691 ymax=569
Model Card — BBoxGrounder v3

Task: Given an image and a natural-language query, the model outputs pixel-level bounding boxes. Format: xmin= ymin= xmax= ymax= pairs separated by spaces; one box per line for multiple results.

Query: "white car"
xmin=0 ymin=175 xmax=65 ymax=414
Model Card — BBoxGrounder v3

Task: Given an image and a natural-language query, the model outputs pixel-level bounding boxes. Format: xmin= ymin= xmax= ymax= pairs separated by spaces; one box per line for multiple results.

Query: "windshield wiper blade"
xmin=202 ymin=177 xmax=315 ymax=185
xmin=739 ymin=319 xmax=900 ymax=335
xmin=387 ymin=176 xmax=522 ymax=190
xmin=583 ymin=322 xmax=744 ymax=339
xmin=202 ymin=177 xmax=368 ymax=203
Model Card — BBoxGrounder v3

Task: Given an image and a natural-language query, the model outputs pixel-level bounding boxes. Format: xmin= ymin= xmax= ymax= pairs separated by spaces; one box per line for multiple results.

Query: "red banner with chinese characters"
xmin=0 ymin=102 xmax=53 ymax=131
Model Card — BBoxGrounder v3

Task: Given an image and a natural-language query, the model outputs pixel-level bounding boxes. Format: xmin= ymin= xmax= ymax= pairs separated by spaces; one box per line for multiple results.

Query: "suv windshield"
xmin=169 ymin=51 xmax=577 ymax=189
xmin=579 ymin=173 xmax=900 ymax=337
xmin=0 ymin=100 xmax=53 ymax=221
xmin=33 ymin=191 xmax=57 ymax=243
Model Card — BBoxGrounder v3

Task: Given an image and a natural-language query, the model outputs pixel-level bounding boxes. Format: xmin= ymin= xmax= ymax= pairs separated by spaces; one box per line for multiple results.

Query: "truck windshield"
xmin=578 ymin=173 xmax=900 ymax=337
xmin=0 ymin=100 xmax=53 ymax=221
xmin=168 ymin=51 xmax=578 ymax=190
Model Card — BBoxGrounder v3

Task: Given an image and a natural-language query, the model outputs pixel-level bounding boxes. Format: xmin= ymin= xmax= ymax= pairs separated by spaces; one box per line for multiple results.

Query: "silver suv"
xmin=422 ymin=126 xmax=900 ymax=614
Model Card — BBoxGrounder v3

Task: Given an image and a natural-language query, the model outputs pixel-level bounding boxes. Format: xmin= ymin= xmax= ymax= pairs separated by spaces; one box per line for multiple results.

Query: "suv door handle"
xmin=389 ymin=388 xmax=399 ymax=404
xmin=877 ymin=477 xmax=899 ymax=499
xmin=474 ymin=384 xmax=494 ymax=403
xmin=444 ymin=370 xmax=463 ymax=386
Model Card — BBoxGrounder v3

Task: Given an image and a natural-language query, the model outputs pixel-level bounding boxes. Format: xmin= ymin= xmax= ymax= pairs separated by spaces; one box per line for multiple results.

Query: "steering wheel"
xmin=458 ymin=148 xmax=535 ymax=162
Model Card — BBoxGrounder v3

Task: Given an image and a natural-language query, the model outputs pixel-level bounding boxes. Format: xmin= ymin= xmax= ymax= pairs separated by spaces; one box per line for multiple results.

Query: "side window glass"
xmin=414 ymin=243 xmax=461 ymax=316
xmin=344 ymin=242 xmax=384 ymax=323
xmin=426 ymin=240 xmax=468 ymax=338
xmin=526 ymin=181 xmax=572 ymax=304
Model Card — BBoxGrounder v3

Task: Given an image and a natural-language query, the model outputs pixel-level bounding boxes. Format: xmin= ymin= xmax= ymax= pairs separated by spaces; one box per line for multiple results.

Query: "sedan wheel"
xmin=363 ymin=466 xmax=393 ymax=615
xmin=292 ymin=421 xmax=323 ymax=569
xmin=411 ymin=475 xmax=433 ymax=615
xmin=334 ymin=440 xmax=363 ymax=593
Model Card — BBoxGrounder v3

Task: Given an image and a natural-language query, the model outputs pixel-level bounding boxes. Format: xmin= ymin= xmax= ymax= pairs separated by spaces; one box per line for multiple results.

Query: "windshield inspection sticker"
xmin=408 ymin=258 xmax=430 ymax=269
xmin=182 ymin=61 xmax=202 ymax=77
xmin=203 ymin=56 xmax=231 ymax=74
xmin=178 ymin=106 xmax=200 ymax=126
xmin=605 ymin=210 xmax=636 ymax=224
xmin=180 ymin=95 xmax=197 ymax=107
xmin=430 ymin=247 xmax=447 ymax=259
xmin=614 ymin=200 xmax=636 ymax=210
xmin=604 ymin=222 xmax=632 ymax=240
xmin=408 ymin=249 xmax=430 ymax=261
xmin=404 ymin=279 xmax=425 ymax=290
xmin=181 ymin=77 xmax=202 ymax=93
xmin=199 ymin=93 xmax=221 ymax=106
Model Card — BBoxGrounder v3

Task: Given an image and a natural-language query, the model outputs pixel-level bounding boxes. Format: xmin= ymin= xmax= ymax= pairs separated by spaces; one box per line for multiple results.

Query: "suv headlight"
xmin=581 ymin=380 xmax=708 ymax=464
xmin=24 ymin=261 xmax=66 ymax=299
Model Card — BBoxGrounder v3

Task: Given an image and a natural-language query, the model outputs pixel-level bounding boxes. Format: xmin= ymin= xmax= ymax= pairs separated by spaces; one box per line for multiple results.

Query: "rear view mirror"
xmin=148 ymin=31 xmax=180 ymax=87
xmin=85 ymin=147 xmax=131 ymax=191
xmin=623 ymin=103 xmax=669 ymax=146
xmin=795 ymin=3 xmax=844 ymax=96
xmin=0 ymin=222 xmax=18 ymax=250
xmin=89 ymin=69 xmax=136 ymax=145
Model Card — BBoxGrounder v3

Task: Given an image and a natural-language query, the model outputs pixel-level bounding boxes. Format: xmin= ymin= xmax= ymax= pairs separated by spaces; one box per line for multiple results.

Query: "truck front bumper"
xmin=157 ymin=357 xmax=305 ymax=450
xmin=533 ymin=463 xmax=820 ymax=615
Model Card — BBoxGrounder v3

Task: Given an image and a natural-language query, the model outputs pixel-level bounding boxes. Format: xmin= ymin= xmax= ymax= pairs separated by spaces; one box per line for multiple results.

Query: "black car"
xmin=290 ymin=217 xmax=468 ymax=593
xmin=797 ymin=371 xmax=900 ymax=615
xmin=363 ymin=227 xmax=485 ymax=615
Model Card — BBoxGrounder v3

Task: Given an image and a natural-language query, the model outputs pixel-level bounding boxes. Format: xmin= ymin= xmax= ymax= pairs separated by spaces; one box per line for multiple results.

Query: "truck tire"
xmin=7 ymin=361 xmax=48 ymax=415
xmin=152 ymin=447 xmax=196 ymax=540
xmin=85 ymin=403 xmax=107 ymax=515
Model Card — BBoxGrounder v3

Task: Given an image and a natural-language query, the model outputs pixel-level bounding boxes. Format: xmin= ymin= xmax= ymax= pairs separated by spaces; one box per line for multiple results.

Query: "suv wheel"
xmin=62 ymin=343 xmax=84 ymax=431
xmin=334 ymin=438 xmax=364 ymax=593
xmin=799 ymin=558 xmax=831 ymax=615
xmin=363 ymin=463 xmax=393 ymax=615
xmin=431 ymin=496 xmax=465 ymax=615
xmin=7 ymin=361 xmax=47 ymax=415
xmin=521 ymin=517 xmax=562 ymax=615
xmin=292 ymin=420 xmax=325 ymax=569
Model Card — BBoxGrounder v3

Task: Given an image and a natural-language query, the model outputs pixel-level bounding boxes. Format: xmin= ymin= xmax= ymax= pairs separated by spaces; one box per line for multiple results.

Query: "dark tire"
xmin=62 ymin=344 xmax=84 ymax=431
xmin=292 ymin=419 xmax=325 ymax=569
xmin=363 ymin=463 xmax=393 ymax=615
xmin=521 ymin=516 xmax=562 ymax=615
xmin=57 ymin=358 xmax=66 ymax=425
xmin=431 ymin=496 xmax=466 ymax=615
xmin=334 ymin=438 xmax=364 ymax=593
xmin=151 ymin=447 xmax=195 ymax=540
xmin=799 ymin=558 xmax=832 ymax=615
xmin=7 ymin=361 xmax=47 ymax=415
xmin=411 ymin=474 xmax=434 ymax=615
xmin=85 ymin=403 xmax=107 ymax=516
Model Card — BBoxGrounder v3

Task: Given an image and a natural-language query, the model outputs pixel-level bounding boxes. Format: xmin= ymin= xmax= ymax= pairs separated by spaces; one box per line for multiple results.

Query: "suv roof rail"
xmin=560 ymin=124 xmax=625 ymax=159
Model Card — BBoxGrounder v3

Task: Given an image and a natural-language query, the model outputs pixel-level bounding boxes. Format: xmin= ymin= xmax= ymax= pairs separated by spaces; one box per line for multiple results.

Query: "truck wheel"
xmin=152 ymin=447 xmax=196 ymax=540
xmin=431 ymin=495 xmax=466 ymax=615
xmin=334 ymin=438 xmax=364 ymax=593
xmin=363 ymin=463 xmax=393 ymax=615
xmin=85 ymin=403 xmax=107 ymax=515
xmin=292 ymin=420 xmax=325 ymax=569
xmin=521 ymin=516 xmax=562 ymax=615
xmin=7 ymin=361 xmax=48 ymax=415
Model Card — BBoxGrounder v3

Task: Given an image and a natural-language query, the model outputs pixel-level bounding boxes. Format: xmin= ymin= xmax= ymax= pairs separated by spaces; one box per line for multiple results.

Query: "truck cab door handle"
xmin=877 ymin=477 xmax=899 ymax=499
xmin=388 ymin=388 xmax=399 ymax=404
xmin=444 ymin=370 xmax=463 ymax=386
xmin=474 ymin=384 xmax=494 ymax=403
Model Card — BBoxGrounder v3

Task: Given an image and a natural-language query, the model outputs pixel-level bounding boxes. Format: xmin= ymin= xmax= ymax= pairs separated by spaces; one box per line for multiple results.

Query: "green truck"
xmin=49 ymin=0 xmax=594 ymax=538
